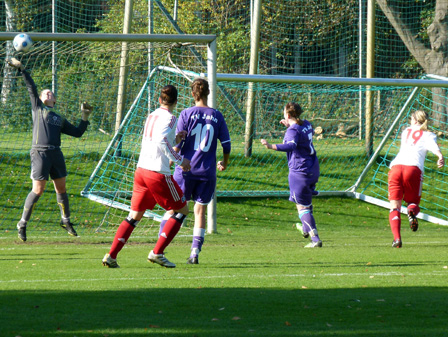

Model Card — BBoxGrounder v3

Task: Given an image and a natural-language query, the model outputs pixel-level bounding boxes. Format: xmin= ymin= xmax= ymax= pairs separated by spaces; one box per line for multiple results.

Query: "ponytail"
xmin=412 ymin=110 xmax=428 ymax=131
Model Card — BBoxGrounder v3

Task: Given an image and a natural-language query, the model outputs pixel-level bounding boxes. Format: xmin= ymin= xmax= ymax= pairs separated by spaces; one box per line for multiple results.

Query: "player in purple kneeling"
xmin=159 ymin=78 xmax=231 ymax=264
xmin=261 ymin=102 xmax=322 ymax=248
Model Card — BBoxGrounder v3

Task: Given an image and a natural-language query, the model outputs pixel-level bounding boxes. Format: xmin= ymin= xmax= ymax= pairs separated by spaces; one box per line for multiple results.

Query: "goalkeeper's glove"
xmin=6 ymin=58 xmax=25 ymax=71
xmin=81 ymin=101 xmax=93 ymax=120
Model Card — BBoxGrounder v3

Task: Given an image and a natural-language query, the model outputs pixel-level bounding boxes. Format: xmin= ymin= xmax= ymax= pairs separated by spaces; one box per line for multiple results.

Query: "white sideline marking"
xmin=1 ymin=271 xmax=446 ymax=284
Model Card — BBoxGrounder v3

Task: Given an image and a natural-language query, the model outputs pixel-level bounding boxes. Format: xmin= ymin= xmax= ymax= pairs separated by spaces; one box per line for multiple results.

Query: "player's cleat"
xmin=408 ymin=211 xmax=419 ymax=232
xmin=60 ymin=221 xmax=78 ymax=237
xmin=304 ymin=240 xmax=322 ymax=248
xmin=295 ymin=223 xmax=310 ymax=238
xmin=392 ymin=239 xmax=402 ymax=248
xmin=17 ymin=225 xmax=27 ymax=242
xmin=187 ymin=256 xmax=199 ymax=264
xmin=148 ymin=250 xmax=176 ymax=268
xmin=102 ymin=253 xmax=120 ymax=268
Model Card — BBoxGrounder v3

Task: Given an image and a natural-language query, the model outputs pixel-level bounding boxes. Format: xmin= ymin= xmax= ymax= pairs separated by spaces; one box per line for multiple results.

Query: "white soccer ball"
xmin=13 ymin=33 xmax=33 ymax=53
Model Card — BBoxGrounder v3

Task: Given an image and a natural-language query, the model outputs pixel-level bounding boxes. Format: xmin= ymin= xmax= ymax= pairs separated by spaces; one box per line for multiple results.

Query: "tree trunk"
xmin=426 ymin=1 xmax=448 ymax=128
xmin=377 ymin=0 xmax=448 ymax=129
xmin=1 ymin=0 xmax=17 ymax=105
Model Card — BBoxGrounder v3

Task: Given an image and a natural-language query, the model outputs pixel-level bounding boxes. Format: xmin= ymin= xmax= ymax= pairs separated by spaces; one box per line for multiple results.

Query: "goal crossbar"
xmin=205 ymin=73 xmax=448 ymax=88
xmin=0 ymin=32 xmax=216 ymax=44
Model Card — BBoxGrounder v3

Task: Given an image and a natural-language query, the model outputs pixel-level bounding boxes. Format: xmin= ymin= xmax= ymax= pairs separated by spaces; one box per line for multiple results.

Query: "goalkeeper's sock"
xmin=109 ymin=216 xmax=137 ymax=259
xmin=21 ymin=191 xmax=40 ymax=222
xmin=299 ymin=208 xmax=320 ymax=242
xmin=389 ymin=209 xmax=401 ymax=240
xmin=56 ymin=192 xmax=71 ymax=220
xmin=190 ymin=227 xmax=205 ymax=258
xmin=153 ymin=213 xmax=186 ymax=254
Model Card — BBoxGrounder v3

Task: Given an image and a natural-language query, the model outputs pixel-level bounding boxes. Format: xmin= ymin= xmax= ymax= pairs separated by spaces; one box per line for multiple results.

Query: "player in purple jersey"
xmin=6 ymin=58 xmax=91 ymax=242
xmin=159 ymin=78 xmax=231 ymax=264
xmin=261 ymin=102 xmax=322 ymax=248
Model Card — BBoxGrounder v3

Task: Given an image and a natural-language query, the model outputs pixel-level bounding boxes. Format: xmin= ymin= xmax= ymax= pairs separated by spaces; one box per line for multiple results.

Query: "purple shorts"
xmin=173 ymin=170 xmax=216 ymax=205
xmin=288 ymin=170 xmax=319 ymax=207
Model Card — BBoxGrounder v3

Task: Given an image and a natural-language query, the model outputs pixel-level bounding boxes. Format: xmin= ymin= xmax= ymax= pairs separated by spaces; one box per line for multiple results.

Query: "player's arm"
xmin=6 ymin=58 xmax=40 ymax=110
xmin=261 ymin=127 xmax=297 ymax=151
xmin=260 ymin=139 xmax=278 ymax=151
xmin=427 ymin=133 xmax=445 ymax=168
xmin=217 ymin=118 xmax=231 ymax=171
xmin=61 ymin=102 xmax=92 ymax=137
xmin=261 ymin=139 xmax=297 ymax=152
xmin=157 ymin=117 xmax=190 ymax=171
xmin=217 ymin=152 xmax=230 ymax=171
xmin=432 ymin=148 xmax=444 ymax=168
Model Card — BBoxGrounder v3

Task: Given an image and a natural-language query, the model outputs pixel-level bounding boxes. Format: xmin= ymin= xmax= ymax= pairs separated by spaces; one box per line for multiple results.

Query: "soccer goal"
xmin=83 ymin=68 xmax=448 ymax=232
xmin=208 ymin=73 xmax=448 ymax=226
xmin=0 ymin=32 xmax=217 ymax=235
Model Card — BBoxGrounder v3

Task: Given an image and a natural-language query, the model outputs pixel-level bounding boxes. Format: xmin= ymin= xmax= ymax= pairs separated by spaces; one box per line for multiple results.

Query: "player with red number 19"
xmin=388 ymin=110 xmax=445 ymax=248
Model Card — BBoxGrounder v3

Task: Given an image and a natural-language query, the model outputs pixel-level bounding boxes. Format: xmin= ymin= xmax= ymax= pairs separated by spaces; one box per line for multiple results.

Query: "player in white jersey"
xmin=388 ymin=110 xmax=444 ymax=248
xmin=102 ymin=85 xmax=191 ymax=268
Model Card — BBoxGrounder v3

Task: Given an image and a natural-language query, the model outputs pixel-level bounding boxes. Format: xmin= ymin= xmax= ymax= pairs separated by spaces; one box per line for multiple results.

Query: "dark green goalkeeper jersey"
xmin=21 ymin=69 xmax=89 ymax=149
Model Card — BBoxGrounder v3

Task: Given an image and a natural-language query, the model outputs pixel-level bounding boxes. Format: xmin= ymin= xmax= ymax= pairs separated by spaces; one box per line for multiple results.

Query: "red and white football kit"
xmin=388 ymin=125 xmax=441 ymax=204
xmin=131 ymin=107 xmax=186 ymax=211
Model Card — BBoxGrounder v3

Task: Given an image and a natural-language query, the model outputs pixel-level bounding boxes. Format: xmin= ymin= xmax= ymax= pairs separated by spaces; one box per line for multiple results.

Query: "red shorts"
xmin=130 ymin=167 xmax=186 ymax=212
xmin=388 ymin=165 xmax=423 ymax=204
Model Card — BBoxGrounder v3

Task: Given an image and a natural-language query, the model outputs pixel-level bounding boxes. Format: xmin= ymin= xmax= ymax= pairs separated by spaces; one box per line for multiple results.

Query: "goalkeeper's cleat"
xmin=408 ymin=211 xmax=419 ymax=232
xmin=304 ymin=240 xmax=322 ymax=248
xmin=295 ymin=223 xmax=310 ymax=239
xmin=60 ymin=221 xmax=78 ymax=237
xmin=148 ymin=250 xmax=176 ymax=268
xmin=392 ymin=239 xmax=402 ymax=248
xmin=17 ymin=224 xmax=27 ymax=242
xmin=187 ymin=256 xmax=199 ymax=264
xmin=102 ymin=253 xmax=120 ymax=268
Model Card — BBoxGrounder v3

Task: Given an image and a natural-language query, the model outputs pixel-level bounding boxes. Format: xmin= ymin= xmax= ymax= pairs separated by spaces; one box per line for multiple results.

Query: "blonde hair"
xmin=412 ymin=110 xmax=428 ymax=131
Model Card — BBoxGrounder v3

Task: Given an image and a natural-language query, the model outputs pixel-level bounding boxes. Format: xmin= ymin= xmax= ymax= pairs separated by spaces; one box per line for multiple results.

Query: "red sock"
xmin=109 ymin=219 xmax=136 ymax=259
xmin=389 ymin=209 xmax=401 ymax=240
xmin=153 ymin=217 xmax=182 ymax=254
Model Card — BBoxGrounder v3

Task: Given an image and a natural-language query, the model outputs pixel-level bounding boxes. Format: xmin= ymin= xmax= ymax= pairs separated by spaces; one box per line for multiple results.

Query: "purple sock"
xmin=299 ymin=209 xmax=320 ymax=242
xmin=190 ymin=228 xmax=206 ymax=258
xmin=158 ymin=219 xmax=168 ymax=237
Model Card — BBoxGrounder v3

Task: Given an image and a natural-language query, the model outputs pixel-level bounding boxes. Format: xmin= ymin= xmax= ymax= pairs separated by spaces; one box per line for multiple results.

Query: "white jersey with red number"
xmin=390 ymin=125 xmax=440 ymax=172
xmin=137 ymin=107 xmax=183 ymax=175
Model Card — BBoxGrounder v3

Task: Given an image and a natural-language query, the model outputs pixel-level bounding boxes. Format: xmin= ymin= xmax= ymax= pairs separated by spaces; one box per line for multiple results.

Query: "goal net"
xmin=84 ymin=72 xmax=448 ymax=231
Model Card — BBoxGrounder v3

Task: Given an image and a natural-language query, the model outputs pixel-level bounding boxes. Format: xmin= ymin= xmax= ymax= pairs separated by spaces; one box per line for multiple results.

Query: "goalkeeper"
xmin=6 ymin=58 xmax=92 ymax=242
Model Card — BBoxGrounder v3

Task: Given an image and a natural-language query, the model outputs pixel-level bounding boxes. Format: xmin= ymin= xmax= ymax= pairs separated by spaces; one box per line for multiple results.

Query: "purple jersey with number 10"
xmin=175 ymin=106 xmax=231 ymax=180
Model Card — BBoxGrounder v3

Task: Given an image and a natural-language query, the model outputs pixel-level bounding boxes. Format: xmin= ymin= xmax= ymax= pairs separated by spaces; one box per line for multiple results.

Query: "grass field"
xmin=1 ymin=197 xmax=448 ymax=337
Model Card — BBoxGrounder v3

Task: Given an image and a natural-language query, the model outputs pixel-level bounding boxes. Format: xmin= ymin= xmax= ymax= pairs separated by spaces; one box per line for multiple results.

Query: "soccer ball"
xmin=13 ymin=33 xmax=33 ymax=53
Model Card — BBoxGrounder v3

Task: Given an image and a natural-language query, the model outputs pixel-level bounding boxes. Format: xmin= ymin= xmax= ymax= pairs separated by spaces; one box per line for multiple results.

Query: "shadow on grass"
xmin=1 ymin=287 xmax=447 ymax=337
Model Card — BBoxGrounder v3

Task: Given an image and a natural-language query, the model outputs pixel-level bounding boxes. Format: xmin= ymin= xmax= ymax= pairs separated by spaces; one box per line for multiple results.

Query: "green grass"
xmin=1 ymin=197 xmax=448 ymax=336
